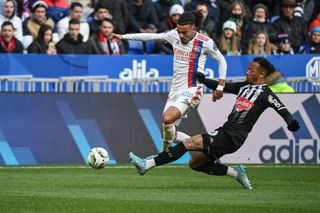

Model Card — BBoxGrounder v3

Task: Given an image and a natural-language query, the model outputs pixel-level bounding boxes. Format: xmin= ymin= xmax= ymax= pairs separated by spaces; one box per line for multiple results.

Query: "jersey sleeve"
xmin=202 ymin=79 xmax=246 ymax=95
xmin=123 ymin=30 xmax=176 ymax=43
xmin=265 ymin=90 xmax=293 ymax=125
xmin=203 ymin=39 xmax=227 ymax=80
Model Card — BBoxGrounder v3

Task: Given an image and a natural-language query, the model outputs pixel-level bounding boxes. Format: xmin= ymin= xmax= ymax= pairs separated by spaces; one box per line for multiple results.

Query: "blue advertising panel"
xmin=1 ymin=54 xmax=319 ymax=78
xmin=0 ymin=93 xmax=206 ymax=165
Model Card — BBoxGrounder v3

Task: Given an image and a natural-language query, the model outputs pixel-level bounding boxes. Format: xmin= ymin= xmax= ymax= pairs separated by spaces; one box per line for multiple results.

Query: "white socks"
xmin=227 ymin=167 xmax=238 ymax=178
xmin=174 ymin=131 xmax=190 ymax=144
xmin=162 ymin=123 xmax=176 ymax=144
xmin=145 ymin=159 xmax=156 ymax=170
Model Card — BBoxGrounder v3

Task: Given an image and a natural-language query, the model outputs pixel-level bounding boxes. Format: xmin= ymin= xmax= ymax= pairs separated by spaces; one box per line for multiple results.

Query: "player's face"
xmin=246 ymin=62 xmax=264 ymax=84
xmin=177 ymin=24 xmax=196 ymax=44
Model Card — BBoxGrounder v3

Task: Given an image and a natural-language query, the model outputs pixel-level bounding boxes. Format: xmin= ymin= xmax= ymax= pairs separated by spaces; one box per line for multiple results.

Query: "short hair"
xmin=177 ymin=10 xmax=203 ymax=28
xmin=101 ymin=18 xmax=113 ymax=26
xmin=1 ymin=21 xmax=15 ymax=30
xmin=69 ymin=18 xmax=80 ymax=26
xmin=253 ymin=57 xmax=275 ymax=76
xmin=70 ymin=2 xmax=83 ymax=10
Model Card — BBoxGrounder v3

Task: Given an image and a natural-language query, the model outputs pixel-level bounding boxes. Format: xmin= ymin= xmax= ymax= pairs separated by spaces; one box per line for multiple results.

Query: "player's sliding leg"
xmin=129 ymin=142 xmax=188 ymax=175
xmin=189 ymin=151 xmax=252 ymax=189
xmin=129 ymin=135 xmax=202 ymax=175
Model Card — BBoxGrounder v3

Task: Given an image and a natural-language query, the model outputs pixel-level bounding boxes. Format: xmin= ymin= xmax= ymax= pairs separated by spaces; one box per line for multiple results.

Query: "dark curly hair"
xmin=253 ymin=57 xmax=276 ymax=77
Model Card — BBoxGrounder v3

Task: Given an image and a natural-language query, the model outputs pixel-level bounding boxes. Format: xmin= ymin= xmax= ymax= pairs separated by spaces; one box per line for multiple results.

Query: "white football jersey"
xmin=123 ymin=30 xmax=227 ymax=93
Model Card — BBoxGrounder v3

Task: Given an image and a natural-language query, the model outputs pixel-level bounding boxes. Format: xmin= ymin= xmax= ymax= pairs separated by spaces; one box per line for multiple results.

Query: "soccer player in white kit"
xmin=112 ymin=11 xmax=227 ymax=150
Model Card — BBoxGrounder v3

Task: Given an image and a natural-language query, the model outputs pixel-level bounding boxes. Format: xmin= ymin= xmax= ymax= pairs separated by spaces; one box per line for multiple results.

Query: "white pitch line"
xmin=0 ymin=165 xmax=319 ymax=169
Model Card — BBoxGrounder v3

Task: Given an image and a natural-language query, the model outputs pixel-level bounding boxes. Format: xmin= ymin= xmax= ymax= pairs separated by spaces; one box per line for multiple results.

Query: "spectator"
xmin=274 ymin=33 xmax=294 ymax=55
xmin=0 ymin=21 xmax=23 ymax=52
xmin=242 ymin=3 xmax=276 ymax=53
xmin=57 ymin=2 xmax=89 ymax=42
xmin=184 ymin=0 xmax=219 ymax=24
xmin=246 ymin=0 xmax=280 ymax=19
xmin=273 ymin=0 xmax=308 ymax=53
xmin=27 ymin=24 xmax=56 ymax=54
xmin=294 ymin=0 xmax=316 ymax=24
xmin=247 ymin=31 xmax=276 ymax=55
xmin=126 ymin=0 xmax=159 ymax=33
xmin=155 ymin=0 xmax=177 ymax=23
xmin=87 ymin=18 xmax=125 ymax=55
xmin=96 ymin=0 xmax=128 ymax=34
xmin=56 ymin=18 xmax=89 ymax=54
xmin=155 ymin=4 xmax=184 ymax=54
xmin=266 ymin=70 xmax=295 ymax=93
xmin=22 ymin=1 xmax=57 ymax=49
xmin=216 ymin=0 xmax=249 ymax=37
xmin=218 ymin=20 xmax=240 ymax=55
xmin=196 ymin=1 xmax=216 ymax=39
xmin=87 ymin=2 xmax=112 ymax=36
xmin=0 ymin=0 xmax=23 ymax=42
xmin=299 ymin=26 xmax=320 ymax=54
xmin=159 ymin=4 xmax=183 ymax=32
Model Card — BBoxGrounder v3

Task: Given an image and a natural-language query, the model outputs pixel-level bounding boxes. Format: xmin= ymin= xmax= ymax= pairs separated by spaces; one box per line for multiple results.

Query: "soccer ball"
xmin=87 ymin=147 xmax=109 ymax=169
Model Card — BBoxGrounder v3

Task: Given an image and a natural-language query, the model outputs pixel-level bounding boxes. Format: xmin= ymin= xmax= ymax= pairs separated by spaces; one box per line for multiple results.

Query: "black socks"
xmin=154 ymin=142 xmax=187 ymax=166
xmin=193 ymin=162 xmax=228 ymax=176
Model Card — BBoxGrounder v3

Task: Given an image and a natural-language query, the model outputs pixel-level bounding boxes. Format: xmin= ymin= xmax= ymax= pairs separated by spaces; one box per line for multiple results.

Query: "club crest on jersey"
xmin=235 ymin=97 xmax=254 ymax=112
xmin=194 ymin=46 xmax=201 ymax=53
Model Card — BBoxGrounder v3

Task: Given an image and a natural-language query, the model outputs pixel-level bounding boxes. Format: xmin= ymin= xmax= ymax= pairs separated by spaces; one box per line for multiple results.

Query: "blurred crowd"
xmin=0 ymin=0 xmax=319 ymax=55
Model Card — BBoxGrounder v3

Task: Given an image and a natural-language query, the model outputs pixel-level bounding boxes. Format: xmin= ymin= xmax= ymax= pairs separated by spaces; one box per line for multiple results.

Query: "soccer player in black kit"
xmin=129 ymin=57 xmax=300 ymax=189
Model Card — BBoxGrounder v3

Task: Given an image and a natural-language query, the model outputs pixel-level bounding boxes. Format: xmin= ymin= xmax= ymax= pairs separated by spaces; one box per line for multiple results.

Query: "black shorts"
xmin=201 ymin=128 xmax=244 ymax=161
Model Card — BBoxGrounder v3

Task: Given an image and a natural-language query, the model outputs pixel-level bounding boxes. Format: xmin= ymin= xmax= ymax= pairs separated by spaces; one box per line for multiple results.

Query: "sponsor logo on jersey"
xmin=268 ymin=95 xmax=282 ymax=108
xmin=235 ymin=97 xmax=254 ymax=112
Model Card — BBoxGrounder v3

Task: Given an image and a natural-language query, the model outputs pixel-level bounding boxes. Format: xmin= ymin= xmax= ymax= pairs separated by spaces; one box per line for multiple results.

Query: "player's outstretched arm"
xmin=111 ymin=33 xmax=123 ymax=40
xmin=267 ymin=93 xmax=300 ymax=132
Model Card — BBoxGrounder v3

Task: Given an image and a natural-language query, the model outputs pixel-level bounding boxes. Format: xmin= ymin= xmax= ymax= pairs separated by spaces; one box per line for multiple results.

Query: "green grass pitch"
xmin=0 ymin=165 xmax=319 ymax=213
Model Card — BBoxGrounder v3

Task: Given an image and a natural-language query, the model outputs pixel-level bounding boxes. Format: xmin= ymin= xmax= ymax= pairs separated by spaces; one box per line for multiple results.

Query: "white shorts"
xmin=163 ymin=86 xmax=203 ymax=126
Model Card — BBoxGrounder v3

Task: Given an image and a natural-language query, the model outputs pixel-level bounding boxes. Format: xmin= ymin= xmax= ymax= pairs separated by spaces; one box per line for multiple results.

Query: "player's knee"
xmin=162 ymin=114 xmax=175 ymax=125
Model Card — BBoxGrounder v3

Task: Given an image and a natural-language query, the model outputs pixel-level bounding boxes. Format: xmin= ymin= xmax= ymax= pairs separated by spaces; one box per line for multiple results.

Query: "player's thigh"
xmin=201 ymin=131 xmax=229 ymax=161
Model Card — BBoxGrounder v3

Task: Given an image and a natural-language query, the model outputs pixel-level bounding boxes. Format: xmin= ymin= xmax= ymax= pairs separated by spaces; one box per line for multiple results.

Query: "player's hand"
xmin=111 ymin=33 xmax=123 ymax=40
xmin=196 ymin=72 xmax=205 ymax=83
xmin=287 ymin=119 xmax=300 ymax=132
xmin=212 ymin=90 xmax=223 ymax=102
